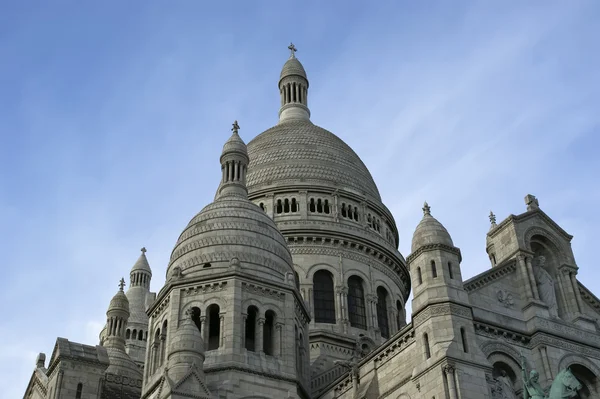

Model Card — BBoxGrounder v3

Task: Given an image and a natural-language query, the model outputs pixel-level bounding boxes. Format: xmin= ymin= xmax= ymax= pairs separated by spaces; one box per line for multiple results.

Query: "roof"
xmin=246 ymin=119 xmax=381 ymax=200
xmin=411 ymin=204 xmax=454 ymax=252
xmin=280 ymin=56 xmax=307 ymax=81
xmin=130 ymin=250 xmax=152 ymax=274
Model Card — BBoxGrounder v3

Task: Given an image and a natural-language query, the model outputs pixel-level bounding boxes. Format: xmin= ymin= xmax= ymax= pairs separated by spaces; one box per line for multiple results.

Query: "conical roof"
xmin=221 ymin=121 xmax=248 ymax=156
xmin=411 ymin=202 xmax=454 ymax=252
xmin=130 ymin=248 xmax=152 ymax=274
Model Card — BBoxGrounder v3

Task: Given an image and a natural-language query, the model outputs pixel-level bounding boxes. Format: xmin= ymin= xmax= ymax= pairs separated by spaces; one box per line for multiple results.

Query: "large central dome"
xmin=247 ymin=119 xmax=381 ymax=200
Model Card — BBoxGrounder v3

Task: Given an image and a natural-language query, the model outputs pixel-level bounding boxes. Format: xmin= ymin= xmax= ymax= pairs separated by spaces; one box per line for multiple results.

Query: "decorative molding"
xmin=406 ymin=243 xmax=462 ymax=264
xmin=497 ymin=290 xmax=515 ymax=308
xmin=105 ymin=372 xmax=143 ymax=388
xmin=480 ymin=341 xmax=523 ymax=363
xmin=181 ymin=281 xmax=227 ymax=297
xmin=413 ymin=303 xmax=472 ymax=328
xmin=241 ymin=281 xmax=285 ymax=300
xmin=464 ymin=262 xmax=517 ymax=293
xmin=150 ymin=295 xmax=170 ymax=319
xmin=474 ymin=322 xmax=530 ymax=345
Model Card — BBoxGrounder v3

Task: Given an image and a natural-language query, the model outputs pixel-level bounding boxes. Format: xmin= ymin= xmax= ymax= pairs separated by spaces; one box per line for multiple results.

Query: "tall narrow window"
xmin=431 ymin=260 xmax=437 ymax=278
xmin=291 ymin=198 xmax=298 ymax=212
xmin=424 ymin=333 xmax=431 ymax=359
xmin=207 ymin=304 xmax=220 ymax=350
xmin=245 ymin=306 xmax=258 ymax=351
xmin=324 ymin=200 xmax=330 ymax=214
xmin=76 ymin=383 xmax=83 ymax=399
xmin=313 ymin=270 xmax=336 ymax=323
xmin=294 ymin=271 xmax=300 ymax=290
xmin=417 ymin=267 xmax=422 ymax=285
xmin=264 ymin=310 xmax=275 ymax=356
xmin=126 ymin=329 xmax=131 ymax=339
xmin=276 ymin=199 xmax=283 ymax=214
xmin=447 ymin=262 xmax=454 ymax=279
xmin=317 ymin=199 xmax=323 ymax=213
xmin=138 ymin=330 xmax=143 ymax=340
xmin=354 ymin=207 xmax=359 ymax=221
xmin=132 ymin=329 xmax=137 ymax=340
xmin=309 ymin=198 xmax=316 ymax=212
xmin=461 ymin=328 xmax=468 ymax=353
xmin=284 ymin=198 xmax=290 ymax=213
xmin=376 ymin=286 xmax=390 ymax=339
xmin=347 ymin=276 xmax=367 ymax=330
xmin=348 ymin=206 xmax=353 ymax=219
xmin=191 ymin=307 xmax=202 ymax=334
xmin=341 ymin=204 xmax=347 ymax=217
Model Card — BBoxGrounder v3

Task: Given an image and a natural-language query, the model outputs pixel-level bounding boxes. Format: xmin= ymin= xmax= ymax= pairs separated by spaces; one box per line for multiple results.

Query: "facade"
xmin=23 ymin=47 xmax=600 ymax=399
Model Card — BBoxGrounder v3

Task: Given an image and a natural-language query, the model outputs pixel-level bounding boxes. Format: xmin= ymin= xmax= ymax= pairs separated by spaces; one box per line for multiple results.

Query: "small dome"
xmin=222 ymin=122 xmax=248 ymax=156
xmin=130 ymin=248 xmax=152 ymax=274
xmin=105 ymin=347 xmax=143 ymax=380
xmin=411 ymin=202 xmax=454 ymax=252
xmin=280 ymin=56 xmax=307 ymax=82
xmin=170 ymin=317 xmax=204 ymax=356
xmin=108 ymin=281 xmax=130 ymax=315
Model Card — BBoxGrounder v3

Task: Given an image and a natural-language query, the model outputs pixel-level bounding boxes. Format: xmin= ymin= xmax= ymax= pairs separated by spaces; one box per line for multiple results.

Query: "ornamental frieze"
xmin=413 ymin=303 xmax=472 ymax=328
xmin=181 ymin=281 xmax=227 ymax=297
xmin=241 ymin=281 xmax=285 ymax=300
xmin=150 ymin=296 xmax=170 ymax=319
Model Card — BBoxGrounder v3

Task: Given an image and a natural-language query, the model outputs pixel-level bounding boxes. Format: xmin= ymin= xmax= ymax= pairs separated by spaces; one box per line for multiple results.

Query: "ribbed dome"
xmin=167 ymin=196 xmax=294 ymax=282
xmin=280 ymin=57 xmax=307 ymax=82
xmin=222 ymin=130 xmax=247 ymax=156
xmin=247 ymin=119 xmax=381 ymax=200
xmin=108 ymin=290 xmax=130 ymax=314
xmin=105 ymin=347 xmax=143 ymax=379
xmin=411 ymin=204 xmax=454 ymax=252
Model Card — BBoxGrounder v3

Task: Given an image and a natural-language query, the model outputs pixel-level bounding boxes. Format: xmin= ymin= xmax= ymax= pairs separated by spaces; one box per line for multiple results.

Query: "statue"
xmin=497 ymin=370 xmax=516 ymax=399
xmin=521 ymin=354 xmax=582 ymax=399
xmin=534 ymin=256 xmax=559 ymax=318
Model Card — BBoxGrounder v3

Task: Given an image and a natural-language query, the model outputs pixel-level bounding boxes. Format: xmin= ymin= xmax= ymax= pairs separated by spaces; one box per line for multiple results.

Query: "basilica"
xmin=23 ymin=46 xmax=600 ymax=399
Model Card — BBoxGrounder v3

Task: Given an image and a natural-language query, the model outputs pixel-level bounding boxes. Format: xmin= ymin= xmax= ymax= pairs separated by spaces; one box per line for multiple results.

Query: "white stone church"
xmin=23 ymin=46 xmax=600 ymax=399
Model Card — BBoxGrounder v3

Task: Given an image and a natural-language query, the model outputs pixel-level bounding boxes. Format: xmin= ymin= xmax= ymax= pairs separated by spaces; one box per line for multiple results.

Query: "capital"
xmin=443 ymin=364 xmax=456 ymax=375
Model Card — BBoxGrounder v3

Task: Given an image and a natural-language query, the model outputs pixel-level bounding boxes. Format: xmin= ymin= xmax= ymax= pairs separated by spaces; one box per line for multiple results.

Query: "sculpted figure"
xmin=522 ymin=353 xmax=582 ymax=399
xmin=497 ymin=370 xmax=517 ymax=399
xmin=534 ymin=256 xmax=559 ymax=318
xmin=524 ymin=370 xmax=548 ymax=399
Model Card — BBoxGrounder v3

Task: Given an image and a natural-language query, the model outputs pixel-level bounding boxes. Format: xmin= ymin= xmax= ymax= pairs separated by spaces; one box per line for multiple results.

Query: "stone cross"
xmin=232 ymin=120 xmax=240 ymax=135
xmin=288 ymin=43 xmax=297 ymax=58
xmin=119 ymin=277 xmax=126 ymax=291
xmin=422 ymin=201 xmax=431 ymax=216
xmin=489 ymin=211 xmax=497 ymax=226
xmin=141 ymin=247 xmax=146 ymax=254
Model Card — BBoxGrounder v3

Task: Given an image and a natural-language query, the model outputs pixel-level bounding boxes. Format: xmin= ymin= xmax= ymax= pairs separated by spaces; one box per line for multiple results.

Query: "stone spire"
xmin=489 ymin=211 xmax=497 ymax=229
xmin=104 ymin=278 xmax=130 ymax=351
xmin=215 ymin=121 xmax=249 ymax=200
xmin=130 ymin=247 xmax=152 ymax=289
xmin=278 ymin=43 xmax=311 ymax=122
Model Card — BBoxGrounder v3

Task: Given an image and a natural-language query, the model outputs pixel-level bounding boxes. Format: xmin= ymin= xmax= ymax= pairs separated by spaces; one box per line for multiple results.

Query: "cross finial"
xmin=231 ymin=120 xmax=240 ymax=135
xmin=288 ymin=42 xmax=297 ymax=58
xmin=140 ymin=247 xmax=146 ymax=254
xmin=422 ymin=201 xmax=431 ymax=216
xmin=489 ymin=211 xmax=497 ymax=226
xmin=118 ymin=277 xmax=126 ymax=291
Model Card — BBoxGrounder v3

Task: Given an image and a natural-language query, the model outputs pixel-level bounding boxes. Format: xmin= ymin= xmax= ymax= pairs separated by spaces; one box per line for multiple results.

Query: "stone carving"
xmin=521 ymin=354 xmax=582 ymax=398
xmin=497 ymin=290 xmax=515 ymax=308
xmin=534 ymin=256 xmax=559 ymax=318
xmin=497 ymin=370 xmax=517 ymax=399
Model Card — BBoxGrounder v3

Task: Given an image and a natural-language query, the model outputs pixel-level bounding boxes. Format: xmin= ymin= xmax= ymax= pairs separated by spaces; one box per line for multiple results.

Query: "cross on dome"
xmin=288 ymin=42 xmax=297 ymax=58
xmin=119 ymin=277 xmax=126 ymax=291
xmin=232 ymin=120 xmax=240 ymax=135
xmin=140 ymin=247 xmax=146 ymax=254
xmin=489 ymin=211 xmax=497 ymax=225
xmin=422 ymin=201 xmax=431 ymax=216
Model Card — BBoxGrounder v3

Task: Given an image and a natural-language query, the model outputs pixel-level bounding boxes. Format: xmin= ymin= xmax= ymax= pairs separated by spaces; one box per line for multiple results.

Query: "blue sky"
xmin=1 ymin=2 xmax=599 ymax=397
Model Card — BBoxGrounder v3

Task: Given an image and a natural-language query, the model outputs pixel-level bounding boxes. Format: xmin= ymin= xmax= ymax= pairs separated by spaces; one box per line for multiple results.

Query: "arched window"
xmin=76 ymin=383 xmax=83 ymax=399
xmin=126 ymin=329 xmax=130 ymax=339
xmin=348 ymin=206 xmax=353 ymax=219
xmin=347 ymin=276 xmax=367 ymax=330
xmin=132 ymin=329 xmax=137 ymax=340
xmin=313 ymin=270 xmax=336 ymax=323
xmin=276 ymin=199 xmax=283 ymax=214
xmin=423 ymin=333 xmax=431 ymax=359
xmin=259 ymin=202 xmax=265 ymax=211
xmin=291 ymin=198 xmax=298 ymax=212
xmin=376 ymin=286 xmax=390 ymax=339
xmin=431 ymin=260 xmax=437 ymax=278
xmin=160 ymin=320 xmax=168 ymax=366
xmin=317 ymin=199 xmax=323 ymax=213
xmin=138 ymin=330 xmax=143 ymax=340
xmin=309 ymin=198 xmax=316 ymax=212
xmin=460 ymin=327 xmax=468 ymax=353
xmin=417 ymin=267 xmax=422 ymax=285
xmin=396 ymin=300 xmax=403 ymax=329
xmin=191 ymin=307 xmax=202 ymax=333
xmin=207 ymin=304 xmax=220 ymax=350
xmin=294 ymin=271 xmax=300 ymax=290
xmin=245 ymin=306 xmax=258 ymax=351
xmin=447 ymin=262 xmax=454 ymax=279
xmin=153 ymin=328 xmax=161 ymax=372
xmin=341 ymin=203 xmax=347 ymax=217
xmin=324 ymin=199 xmax=330 ymax=214
xmin=284 ymin=198 xmax=290 ymax=213
xmin=264 ymin=310 xmax=275 ymax=356
xmin=354 ymin=207 xmax=359 ymax=221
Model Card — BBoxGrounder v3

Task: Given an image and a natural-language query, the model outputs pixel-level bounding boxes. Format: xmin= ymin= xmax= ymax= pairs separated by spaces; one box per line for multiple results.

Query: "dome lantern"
xmin=215 ymin=121 xmax=250 ymax=201
xmin=279 ymin=43 xmax=311 ymax=123
xmin=411 ymin=202 xmax=454 ymax=253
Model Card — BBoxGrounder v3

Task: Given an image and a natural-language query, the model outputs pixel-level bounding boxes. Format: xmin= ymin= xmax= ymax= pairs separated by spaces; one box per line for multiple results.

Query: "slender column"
xmin=221 ymin=165 xmax=226 ymax=182
xmin=219 ymin=313 xmax=225 ymax=347
xmin=570 ymin=272 xmax=584 ymax=313
xmin=556 ymin=273 xmax=572 ymax=315
xmin=295 ymin=83 xmax=300 ymax=103
xmin=201 ymin=315 xmax=209 ymax=346
xmin=526 ymin=256 xmax=540 ymax=299
xmin=517 ymin=255 xmax=534 ymax=299
xmin=55 ymin=370 xmax=64 ymax=399
xmin=308 ymin=287 xmax=314 ymax=317
xmin=444 ymin=365 xmax=458 ymax=399
xmin=228 ymin=161 xmax=233 ymax=181
xmin=234 ymin=161 xmax=240 ymax=181
xmin=256 ymin=318 xmax=265 ymax=352
xmin=241 ymin=313 xmax=247 ymax=349
xmin=159 ymin=334 xmax=166 ymax=365
xmin=280 ymin=88 xmax=284 ymax=106
xmin=539 ymin=346 xmax=553 ymax=382
xmin=275 ymin=322 xmax=284 ymax=357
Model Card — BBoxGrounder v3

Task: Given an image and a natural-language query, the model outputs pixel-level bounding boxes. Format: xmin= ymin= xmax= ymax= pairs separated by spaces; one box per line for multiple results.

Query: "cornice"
xmin=463 ymin=261 xmax=517 ymax=293
xmin=406 ymin=243 xmax=462 ymax=264
xmin=487 ymin=209 xmax=572 ymax=241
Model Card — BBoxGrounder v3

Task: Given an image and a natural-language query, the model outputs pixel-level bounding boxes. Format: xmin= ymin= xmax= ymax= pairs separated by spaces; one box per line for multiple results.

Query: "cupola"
xmin=278 ymin=43 xmax=311 ymax=122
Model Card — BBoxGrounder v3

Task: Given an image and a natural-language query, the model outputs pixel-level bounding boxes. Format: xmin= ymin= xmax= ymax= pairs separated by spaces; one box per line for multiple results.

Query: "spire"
xmin=118 ymin=277 xmax=125 ymax=291
xmin=130 ymin=247 xmax=152 ymax=289
xmin=422 ymin=201 xmax=431 ymax=216
xmin=489 ymin=211 xmax=497 ymax=229
xmin=279 ymin=43 xmax=310 ymax=122
xmin=215 ymin=121 xmax=249 ymax=200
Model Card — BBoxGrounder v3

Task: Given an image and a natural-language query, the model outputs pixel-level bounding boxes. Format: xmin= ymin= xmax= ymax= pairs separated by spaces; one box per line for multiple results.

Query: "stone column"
xmin=257 ymin=318 xmax=265 ymax=353
xmin=444 ymin=365 xmax=458 ymax=399
xmin=241 ymin=313 xmax=247 ymax=350
xmin=200 ymin=316 xmax=209 ymax=347
xmin=275 ymin=322 xmax=284 ymax=357
xmin=539 ymin=345 xmax=553 ymax=382
xmin=366 ymin=293 xmax=379 ymax=336
xmin=570 ymin=272 xmax=584 ymax=313
xmin=525 ymin=256 xmax=540 ymax=300
xmin=517 ymin=255 xmax=534 ymax=299
xmin=219 ymin=312 xmax=225 ymax=348
xmin=556 ymin=272 xmax=572 ymax=315
xmin=299 ymin=190 xmax=308 ymax=219
xmin=333 ymin=190 xmax=339 ymax=222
